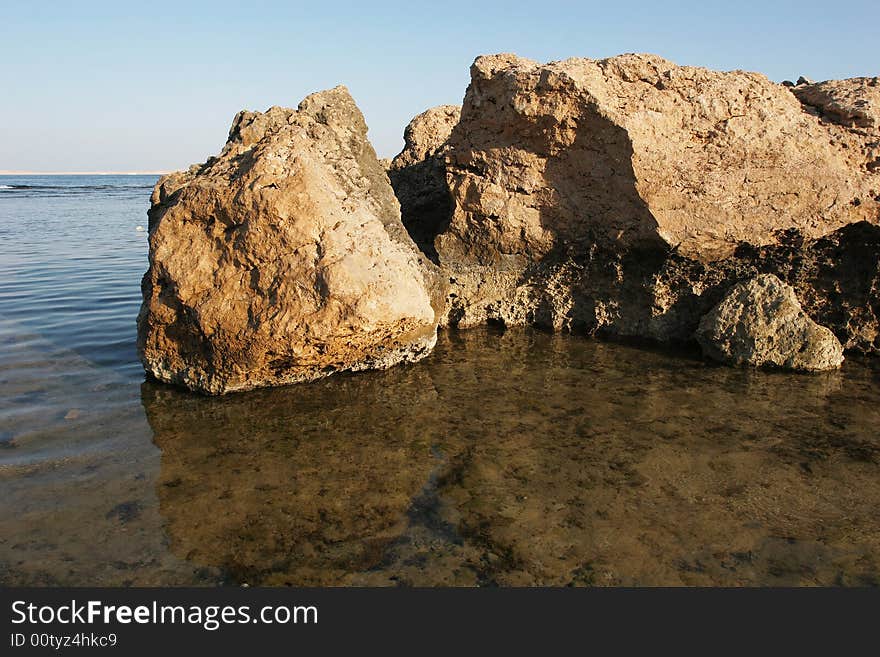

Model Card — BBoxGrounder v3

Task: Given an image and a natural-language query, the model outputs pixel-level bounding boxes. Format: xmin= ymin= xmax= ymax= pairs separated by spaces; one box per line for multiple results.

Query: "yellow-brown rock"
xmin=792 ymin=76 xmax=880 ymax=173
xmin=696 ymin=274 xmax=845 ymax=371
xmin=393 ymin=54 xmax=880 ymax=352
xmin=138 ymin=86 xmax=443 ymax=394
xmin=388 ymin=105 xmax=460 ymax=259
xmin=439 ymin=53 xmax=878 ymax=264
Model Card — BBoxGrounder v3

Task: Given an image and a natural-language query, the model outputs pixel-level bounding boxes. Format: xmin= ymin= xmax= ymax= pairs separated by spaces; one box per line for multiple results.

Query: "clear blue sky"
xmin=2 ymin=0 xmax=877 ymax=171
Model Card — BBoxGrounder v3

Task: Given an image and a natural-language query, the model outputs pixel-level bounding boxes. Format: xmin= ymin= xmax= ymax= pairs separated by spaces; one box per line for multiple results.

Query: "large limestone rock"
xmin=387 ymin=53 xmax=879 ymax=351
xmin=438 ymin=53 xmax=877 ymax=265
xmin=138 ymin=86 xmax=444 ymax=394
xmin=696 ymin=274 xmax=844 ymax=371
xmin=388 ymin=105 xmax=460 ymax=259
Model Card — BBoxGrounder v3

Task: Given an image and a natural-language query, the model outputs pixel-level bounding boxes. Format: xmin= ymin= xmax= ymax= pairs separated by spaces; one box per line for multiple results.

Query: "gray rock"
xmin=696 ymin=274 xmax=844 ymax=371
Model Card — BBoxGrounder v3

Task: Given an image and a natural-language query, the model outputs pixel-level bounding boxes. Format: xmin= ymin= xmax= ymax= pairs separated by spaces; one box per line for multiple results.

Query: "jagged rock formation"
xmin=388 ymin=105 xmax=460 ymax=260
xmin=138 ymin=86 xmax=444 ymax=394
xmin=792 ymin=77 xmax=880 ymax=173
xmin=438 ymin=54 xmax=877 ymax=264
xmin=140 ymin=55 xmax=880 ymax=393
xmin=696 ymin=274 xmax=844 ymax=371
xmin=387 ymin=54 xmax=880 ymax=357
xmin=436 ymin=221 xmax=880 ymax=354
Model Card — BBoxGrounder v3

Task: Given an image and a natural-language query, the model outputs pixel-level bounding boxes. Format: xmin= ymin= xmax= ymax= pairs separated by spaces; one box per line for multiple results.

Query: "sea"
xmin=1 ymin=175 xmax=879 ymax=586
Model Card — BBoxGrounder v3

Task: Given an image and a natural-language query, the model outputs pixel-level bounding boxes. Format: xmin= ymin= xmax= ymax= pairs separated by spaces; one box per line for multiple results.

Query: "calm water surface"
xmin=1 ymin=176 xmax=879 ymax=586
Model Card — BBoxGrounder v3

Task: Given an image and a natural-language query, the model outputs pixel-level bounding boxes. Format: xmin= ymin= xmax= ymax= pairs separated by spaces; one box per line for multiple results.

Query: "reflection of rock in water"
xmin=144 ymin=329 xmax=880 ymax=585
xmin=142 ymin=365 xmax=444 ymax=585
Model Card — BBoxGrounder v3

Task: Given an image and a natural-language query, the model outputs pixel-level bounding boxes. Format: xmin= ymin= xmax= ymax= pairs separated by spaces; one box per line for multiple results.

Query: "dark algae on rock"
xmin=387 ymin=54 xmax=879 ymax=368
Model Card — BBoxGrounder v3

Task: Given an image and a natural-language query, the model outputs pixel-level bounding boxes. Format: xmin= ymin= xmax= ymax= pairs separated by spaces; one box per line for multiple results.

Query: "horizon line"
xmin=0 ymin=170 xmax=170 ymax=176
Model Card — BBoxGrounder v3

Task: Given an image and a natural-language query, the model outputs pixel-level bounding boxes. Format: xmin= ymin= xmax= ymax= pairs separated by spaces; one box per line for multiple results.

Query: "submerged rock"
xmin=696 ymin=274 xmax=844 ymax=371
xmin=138 ymin=86 xmax=444 ymax=394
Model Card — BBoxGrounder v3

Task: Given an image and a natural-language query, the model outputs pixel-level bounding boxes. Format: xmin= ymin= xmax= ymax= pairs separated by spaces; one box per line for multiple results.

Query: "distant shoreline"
xmin=0 ymin=171 xmax=168 ymax=176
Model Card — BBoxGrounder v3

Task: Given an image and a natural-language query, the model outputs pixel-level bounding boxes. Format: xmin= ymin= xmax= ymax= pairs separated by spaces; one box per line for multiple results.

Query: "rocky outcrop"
xmin=791 ymin=77 xmax=880 ymax=172
xmin=138 ymin=86 xmax=444 ymax=394
xmin=384 ymin=53 xmax=880 ymax=355
xmin=696 ymin=274 xmax=844 ymax=371
xmin=139 ymin=55 xmax=880 ymax=394
xmin=436 ymin=221 xmax=880 ymax=353
xmin=438 ymin=54 xmax=878 ymax=265
xmin=388 ymin=105 xmax=460 ymax=260
xmin=793 ymin=77 xmax=879 ymax=130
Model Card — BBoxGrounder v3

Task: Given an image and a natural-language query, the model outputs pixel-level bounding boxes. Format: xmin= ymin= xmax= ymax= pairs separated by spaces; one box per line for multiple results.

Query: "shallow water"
xmin=1 ymin=176 xmax=879 ymax=586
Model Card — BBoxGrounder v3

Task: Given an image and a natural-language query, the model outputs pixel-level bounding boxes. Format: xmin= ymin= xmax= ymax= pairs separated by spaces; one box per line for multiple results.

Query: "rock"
xmin=392 ymin=105 xmax=461 ymax=168
xmin=388 ymin=105 xmax=460 ymax=260
xmin=696 ymin=274 xmax=844 ymax=371
xmin=793 ymin=78 xmax=880 ymax=129
xmin=438 ymin=53 xmax=876 ymax=264
xmin=385 ymin=53 xmax=879 ymax=350
xmin=736 ymin=222 xmax=880 ymax=354
xmin=791 ymin=78 xmax=880 ymax=172
xmin=797 ymin=76 xmax=815 ymax=86
xmin=138 ymin=86 xmax=444 ymax=394
xmin=432 ymin=220 xmax=880 ymax=352
xmin=782 ymin=80 xmax=795 ymax=88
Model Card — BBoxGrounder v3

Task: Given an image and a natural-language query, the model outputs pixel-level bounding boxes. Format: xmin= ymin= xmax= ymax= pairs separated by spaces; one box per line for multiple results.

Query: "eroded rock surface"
xmin=388 ymin=105 xmax=460 ymax=259
xmin=138 ymin=86 xmax=444 ymax=394
xmin=439 ymin=53 xmax=878 ymax=265
xmin=696 ymin=274 xmax=845 ymax=371
xmin=385 ymin=54 xmax=879 ymax=354
xmin=792 ymin=77 xmax=880 ymax=172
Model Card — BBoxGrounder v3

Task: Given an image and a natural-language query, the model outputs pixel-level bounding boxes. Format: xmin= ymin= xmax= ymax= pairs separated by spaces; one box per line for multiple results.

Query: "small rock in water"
xmin=64 ymin=409 xmax=81 ymax=420
xmin=696 ymin=274 xmax=844 ymax=371
xmin=135 ymin=225 xmax=145 ymax=232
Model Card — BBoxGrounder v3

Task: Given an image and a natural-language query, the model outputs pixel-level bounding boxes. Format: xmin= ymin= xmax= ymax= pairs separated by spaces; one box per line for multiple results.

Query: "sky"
xmin=1 ymin=0 xmax=878 ymax=172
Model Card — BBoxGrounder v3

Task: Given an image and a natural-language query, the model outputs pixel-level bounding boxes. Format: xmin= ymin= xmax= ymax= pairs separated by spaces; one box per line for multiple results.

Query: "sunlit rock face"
xmin=696 ymin=274 xmax=845 ymax=371
xmin=791 ymin=76 xmax=880 ymax=174
xmin=138 ymin=86 xmax=445 ymax=394
xmin=390 ymin=54 xmax=879 ymax=351
xmin=440 ymin=53 xmax=876 ymax=264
